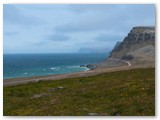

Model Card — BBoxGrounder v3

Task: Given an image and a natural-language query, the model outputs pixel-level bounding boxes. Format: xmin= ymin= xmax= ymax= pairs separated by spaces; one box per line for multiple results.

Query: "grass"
xmin=3 ymin=68 xmax=155 ymax=116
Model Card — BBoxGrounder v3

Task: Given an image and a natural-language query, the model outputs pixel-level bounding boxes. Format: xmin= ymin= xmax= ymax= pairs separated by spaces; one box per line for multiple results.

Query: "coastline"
xmin=3 ymin=61 xmax=154 ymax=86
xmin=4 ymin=65 xmax=90 ymax=80
xmin=4 ymin=53 xmax=107 ymax=80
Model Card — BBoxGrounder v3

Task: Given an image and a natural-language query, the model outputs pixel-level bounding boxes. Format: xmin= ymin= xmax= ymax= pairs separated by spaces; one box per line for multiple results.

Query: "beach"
xmin=3 ymin=58 xmax=154 ymax=86
xmin=3 ymin=4 xmax=155 ymax=116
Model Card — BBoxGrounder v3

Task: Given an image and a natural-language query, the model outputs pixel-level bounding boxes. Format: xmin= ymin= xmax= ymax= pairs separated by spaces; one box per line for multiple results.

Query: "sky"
xmin=3 ymin=4 xmax=155 ymax=53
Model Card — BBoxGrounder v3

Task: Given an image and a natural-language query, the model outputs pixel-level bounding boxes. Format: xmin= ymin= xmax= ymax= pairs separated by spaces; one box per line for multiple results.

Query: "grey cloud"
xmin=3 ymin=4 xmax=43 ymax=26
xmin=4 ymin=32 xmax=18 ymax=36
xmin=32 ymin=42 xmax=47 ymax=46
xmin=74 ymin=40 xmax=117 ymax=50
xmin=47 ymin=34 xmax=70 ymax=41
xmin=68 ymin=4 xmax=119 ymax=13
xmin=55 ymin=14 xmax=113 ymax=32
xmin=94 ymin=33 xmax=124 ymax=41
xmin=55 ymin=4 xmax=155 ymax=33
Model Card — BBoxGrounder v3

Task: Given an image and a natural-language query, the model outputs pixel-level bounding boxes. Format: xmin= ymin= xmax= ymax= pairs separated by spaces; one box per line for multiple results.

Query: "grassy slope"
xmin=3 ymin=68 xmax=155 ymax=116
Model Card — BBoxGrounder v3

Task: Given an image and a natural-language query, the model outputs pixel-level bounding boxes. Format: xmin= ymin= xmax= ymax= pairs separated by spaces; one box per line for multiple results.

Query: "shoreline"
xmin=3 ymin=61 xmax=154 ymax=86
xmin=4 ymin=65 xmax=91 ymax=80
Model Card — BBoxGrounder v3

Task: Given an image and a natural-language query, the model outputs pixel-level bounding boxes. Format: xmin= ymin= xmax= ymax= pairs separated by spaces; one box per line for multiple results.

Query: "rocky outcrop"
xmin=88 ymin=26 xmax=155 ymax=70
xmin=80 ymin=64 xmax=97 ymax=70
xmin=112 ymin=41 xmax=122 ymax=50
xmin=109 ymin=26 xmax=155 ymax=63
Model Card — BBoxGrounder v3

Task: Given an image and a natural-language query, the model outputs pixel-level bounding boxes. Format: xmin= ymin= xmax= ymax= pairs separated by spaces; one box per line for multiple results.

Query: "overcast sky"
xmin=3 ymin=4 xmax=155 ymax=53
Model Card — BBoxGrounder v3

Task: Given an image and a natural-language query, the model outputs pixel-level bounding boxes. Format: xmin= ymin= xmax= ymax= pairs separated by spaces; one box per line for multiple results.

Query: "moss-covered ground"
xmin=3 ymin=68 xmax=155 ymax=116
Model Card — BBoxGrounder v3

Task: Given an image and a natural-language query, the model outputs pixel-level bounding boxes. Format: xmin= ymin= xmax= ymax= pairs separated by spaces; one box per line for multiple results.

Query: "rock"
xmin=80 ymin=64 xmax=97 ymax=70
xmin=121 ymin=54 xmax=134 ymax=60
xmin=80 ymin=65 xmax=86 ymax=67
xmin=113 ymin=41 xmax=122 ymax=50
xmin=112 ymin=112 xmax=121 ymax=116
xmin=48 ymin=86 xmax=63 ymax=92
xmin=50 ymin=99 xmax=57 ymax=104
xmin=86 ymin=64 xmax=96 ymax=70
xmin=48 ymin=88 xmax=56 ymax=92
xmin=31 ymin=93 xmax=50 ymax=99
xmin=88 ymin=113 xmax=100 ymax=116
xmin=57 ymin=86 xmax=63 ymax=89
xmin=109 ymin=26 xmax=155 ymax=61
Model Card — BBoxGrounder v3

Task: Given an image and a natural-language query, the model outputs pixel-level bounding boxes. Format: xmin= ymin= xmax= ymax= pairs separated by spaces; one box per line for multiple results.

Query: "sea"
xmin=3 ymin=53 xmax=108 ymax=79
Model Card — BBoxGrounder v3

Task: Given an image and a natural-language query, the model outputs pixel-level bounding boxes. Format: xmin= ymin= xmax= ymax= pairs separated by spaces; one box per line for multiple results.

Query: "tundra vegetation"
xmin=4 ymin=68 xmax=155 ymax=116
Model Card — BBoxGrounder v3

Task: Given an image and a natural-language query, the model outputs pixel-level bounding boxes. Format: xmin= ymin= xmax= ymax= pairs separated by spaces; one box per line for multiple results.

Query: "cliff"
xmin=109 ymin=26 xmax=155 ymax=63
xmin=112 ymin=41 xmax=122 ymax=50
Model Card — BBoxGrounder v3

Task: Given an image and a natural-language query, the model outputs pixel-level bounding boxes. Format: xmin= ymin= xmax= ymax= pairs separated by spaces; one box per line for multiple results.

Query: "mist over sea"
xmin=3 ymin=53 xmax=108 ymax=79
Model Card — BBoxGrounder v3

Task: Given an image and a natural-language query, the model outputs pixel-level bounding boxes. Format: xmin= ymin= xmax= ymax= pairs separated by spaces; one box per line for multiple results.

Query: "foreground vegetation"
xmin=4 ymin=68 xmax=155 ymax=116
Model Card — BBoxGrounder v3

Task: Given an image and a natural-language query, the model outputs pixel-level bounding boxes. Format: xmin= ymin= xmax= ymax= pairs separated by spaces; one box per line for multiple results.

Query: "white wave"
xmin=84 ymin=68 xmax=90 ymax=71
xmin=50 ymin=67 xmax=60 ymax=71
xmin=50 ymin=67 xmax=55 ymax=70
xmin=67 ymin=65 xmax=79 ymax=68
xmin=24 ymin=72 xmax=28 ymax=75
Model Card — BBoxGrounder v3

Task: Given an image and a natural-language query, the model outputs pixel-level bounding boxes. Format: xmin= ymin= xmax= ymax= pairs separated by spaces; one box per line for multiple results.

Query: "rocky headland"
xmin=4 ymin=26 xmax=155 ymax=86
xmin=92 ymin=26 xmax=155 ymax=69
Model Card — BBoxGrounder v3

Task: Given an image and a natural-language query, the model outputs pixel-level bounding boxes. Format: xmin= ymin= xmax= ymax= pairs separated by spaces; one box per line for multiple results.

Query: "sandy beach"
xmin=3 ymin=58 xmax=154 ymax=86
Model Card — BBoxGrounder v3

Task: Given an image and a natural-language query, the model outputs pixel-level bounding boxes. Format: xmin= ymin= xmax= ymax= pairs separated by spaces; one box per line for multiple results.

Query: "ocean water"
xmin=3 ymin=53 xmax=108 ymax=79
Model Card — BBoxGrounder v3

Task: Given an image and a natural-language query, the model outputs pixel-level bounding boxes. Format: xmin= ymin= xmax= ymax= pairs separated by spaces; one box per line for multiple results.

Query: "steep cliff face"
xmin=112 ymin=41 xmax=122 ymax=50
xmin=109 ymin=27 xmax=155 ymax=62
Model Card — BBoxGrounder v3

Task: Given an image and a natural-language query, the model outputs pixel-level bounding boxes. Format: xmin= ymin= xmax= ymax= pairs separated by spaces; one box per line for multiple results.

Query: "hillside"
xmin=109 ymin=27 xmax=155 ymax=64
xmin=3 ymin=26 xmax=155 ymax=116
xmin=92 ymin=26 xmax=155 ymax=70
xmin=4 ymin=68 xmax=155 ymax=116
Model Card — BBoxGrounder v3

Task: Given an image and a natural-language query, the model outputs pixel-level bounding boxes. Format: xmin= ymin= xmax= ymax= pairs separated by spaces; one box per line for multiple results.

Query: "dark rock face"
xmin=109 ymin=26 xmax=155 ymax=59
xmin=86 ymin=64 xmax=96 ymax=70
xmin=80 ymin=64 xmax=97 ymax=70
xmin=112 ymin=41 xmax=122 ymax=50
xmin=121 ymin=54 xmax=134 ymax=61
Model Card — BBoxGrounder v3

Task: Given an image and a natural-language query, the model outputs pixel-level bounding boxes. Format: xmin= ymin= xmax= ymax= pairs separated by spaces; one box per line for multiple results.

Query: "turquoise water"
xmin=3 ymin=53 xmax=108 ymax=79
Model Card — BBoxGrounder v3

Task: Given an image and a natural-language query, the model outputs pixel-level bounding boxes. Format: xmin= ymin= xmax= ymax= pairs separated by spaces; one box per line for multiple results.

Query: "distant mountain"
xmin=109 ymin=26 xmax=155 ymax=63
